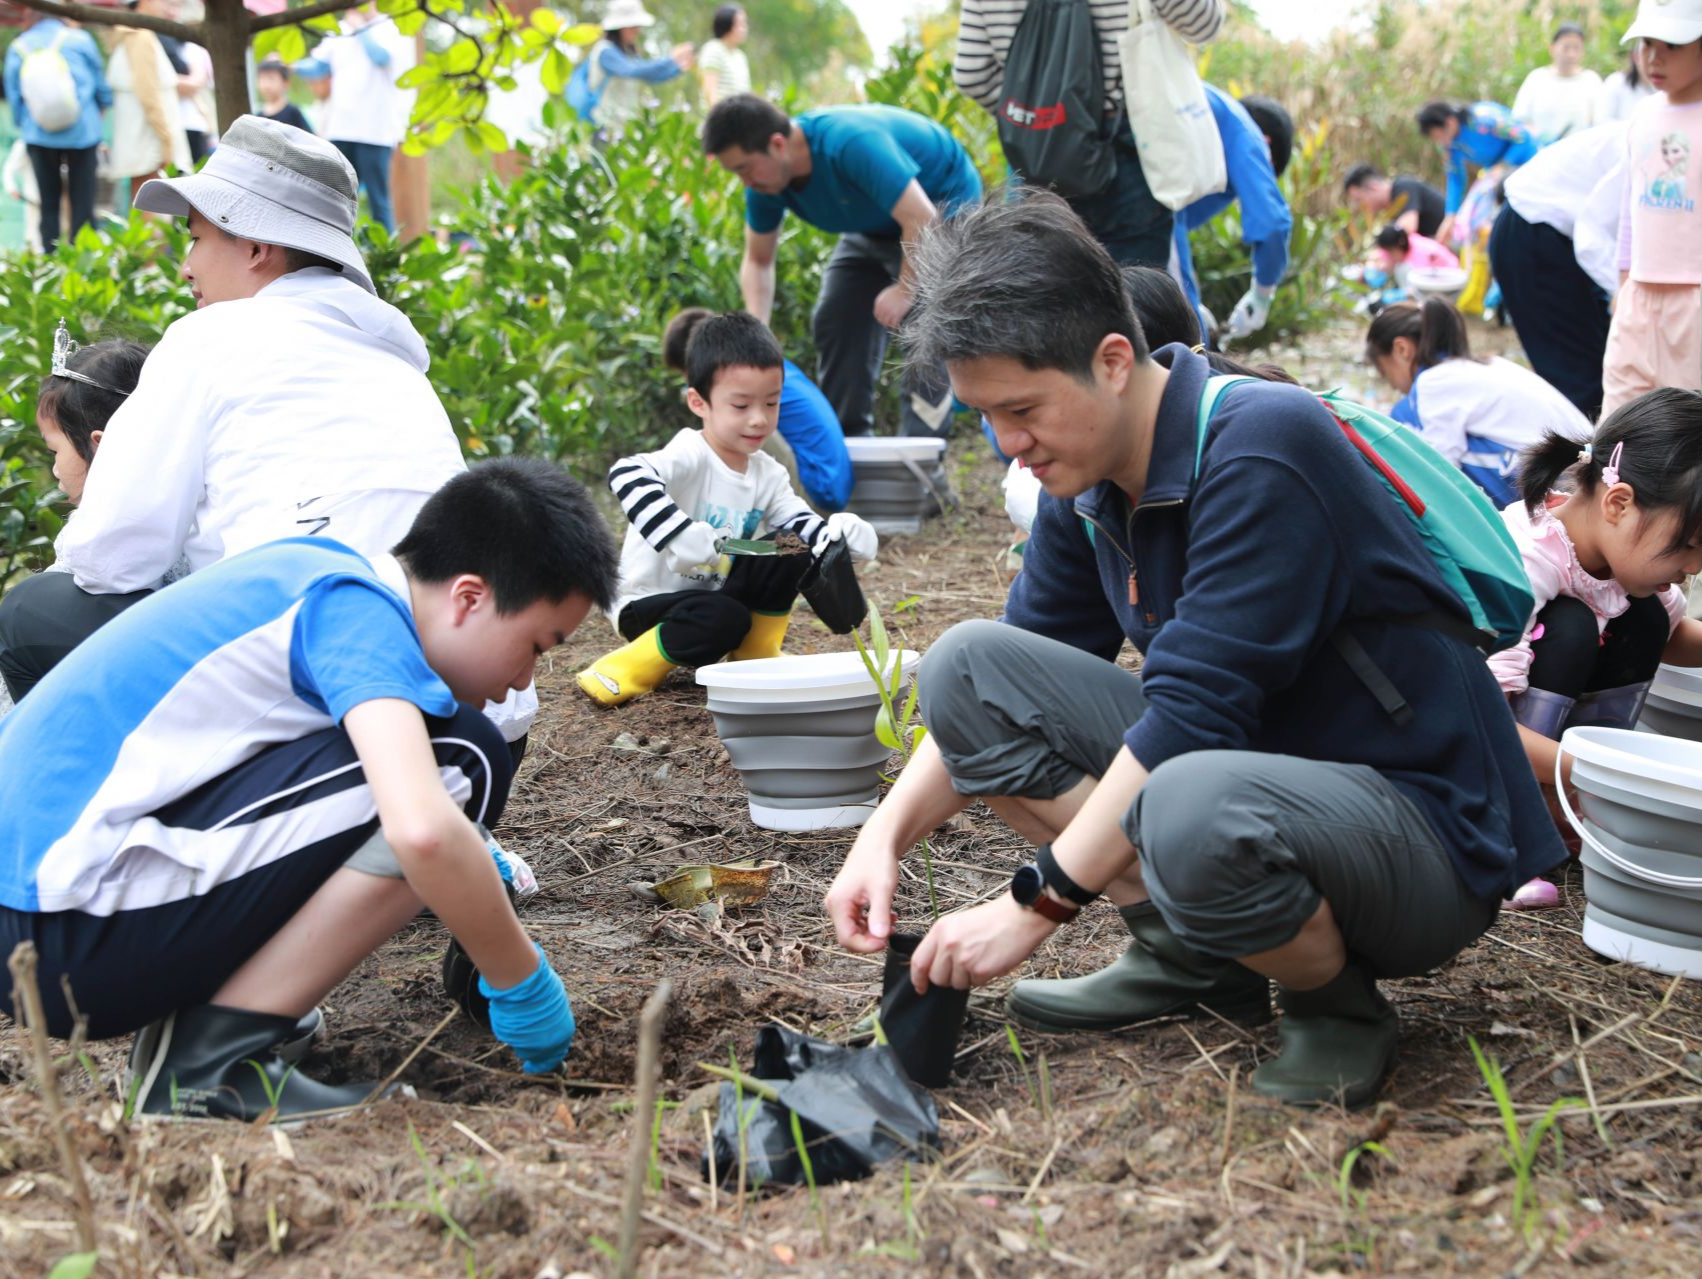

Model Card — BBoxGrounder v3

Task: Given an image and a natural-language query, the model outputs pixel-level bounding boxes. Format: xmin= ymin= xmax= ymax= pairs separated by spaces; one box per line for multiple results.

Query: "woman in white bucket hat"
xmin=33 ymin=115 xmax=548 ymax=742
xmin=579 ymin=0 xmax=695 ymax=134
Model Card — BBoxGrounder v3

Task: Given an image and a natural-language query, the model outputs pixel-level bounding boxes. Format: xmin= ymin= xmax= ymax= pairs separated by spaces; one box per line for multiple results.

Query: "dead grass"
xmin=5 ymin=323 xmax=1701 ymax=1277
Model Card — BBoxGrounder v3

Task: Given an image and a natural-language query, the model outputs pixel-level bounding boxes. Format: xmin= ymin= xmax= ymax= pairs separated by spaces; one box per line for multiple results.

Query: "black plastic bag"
xmin=799 ymin=537 xmax=867 ymax=634
xmin=703 ymin=1024 xmax=940 ymax=1187
xmin=879 ymin=933 xmax=970 ymax=1089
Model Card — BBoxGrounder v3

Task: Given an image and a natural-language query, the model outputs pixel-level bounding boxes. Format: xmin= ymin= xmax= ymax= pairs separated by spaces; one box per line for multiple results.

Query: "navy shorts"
xmin=1 ymin=703 xmax=510 ymax=1040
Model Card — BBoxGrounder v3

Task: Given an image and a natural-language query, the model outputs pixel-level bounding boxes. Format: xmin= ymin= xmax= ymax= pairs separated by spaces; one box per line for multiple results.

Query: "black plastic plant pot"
xmin=441 ymin=939 xmax=494 ymax=1033
xmin=879 ymin=932 xmax=969 ymax=1089
xmin=800 ymin=537 xmax=867 ymax=634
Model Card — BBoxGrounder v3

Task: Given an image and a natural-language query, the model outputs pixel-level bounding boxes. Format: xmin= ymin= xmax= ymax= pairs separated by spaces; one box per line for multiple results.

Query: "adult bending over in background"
xmin=703 ymin=93 xmax=982 ymax=439
xmin=1488 ymin=121 xmax=1627 ymax=420
xmin=1169 ymin=87 xmax=1293 ymax=343
xmin=1416 ymin=99 xmax=1540 ymax=245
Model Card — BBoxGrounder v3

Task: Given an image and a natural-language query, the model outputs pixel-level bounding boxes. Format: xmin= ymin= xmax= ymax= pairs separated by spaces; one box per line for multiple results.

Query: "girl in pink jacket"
xmin=1494 ymin=389 xmax=1702 ymax=908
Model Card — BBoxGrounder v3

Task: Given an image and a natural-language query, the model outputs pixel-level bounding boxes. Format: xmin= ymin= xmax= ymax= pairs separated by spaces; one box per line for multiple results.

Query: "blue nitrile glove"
xmin=480 ymin=942 xmax=575 ymax=1073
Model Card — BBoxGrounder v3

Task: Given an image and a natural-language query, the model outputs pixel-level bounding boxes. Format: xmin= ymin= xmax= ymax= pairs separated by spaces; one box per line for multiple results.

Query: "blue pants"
xmin=1066 ymin=127 xmax=1174 ymax=269
xmin=333 ymin=139 xmax=396 ymax=233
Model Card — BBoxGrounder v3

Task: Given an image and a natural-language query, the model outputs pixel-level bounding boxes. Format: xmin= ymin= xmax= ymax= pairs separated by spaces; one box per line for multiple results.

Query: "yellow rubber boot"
xmin=729 ymin=610 xmax=790 ymax=661
xmin=576 ymin=627 xmax=676 ymax=706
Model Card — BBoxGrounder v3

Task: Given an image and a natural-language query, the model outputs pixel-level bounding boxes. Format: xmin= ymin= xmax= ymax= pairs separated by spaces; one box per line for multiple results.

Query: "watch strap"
xmin=1036 ymin=842 xmax=1098 ymax=906
xmin=1028 ymin=891 xmax=1080 ymax=924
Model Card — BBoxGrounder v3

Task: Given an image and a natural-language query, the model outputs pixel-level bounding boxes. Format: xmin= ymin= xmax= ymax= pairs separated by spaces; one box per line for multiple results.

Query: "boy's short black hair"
xmin=1238 ymin=95 xmax=1294 ymax=178
xmin=683 ymin=311 xmax=783 ymax=400
xmin=712 ymin=4 xmax=741 ymax=38
xmin=1342 ymin=162 xmax=1380 ymax=193
xmin=662 ymin=307 xmax=713 ymax=375
xmin=393 ymin=458 xmax=619 ymax=612
xmin=702 ymin=93 xmax=791 ymax=156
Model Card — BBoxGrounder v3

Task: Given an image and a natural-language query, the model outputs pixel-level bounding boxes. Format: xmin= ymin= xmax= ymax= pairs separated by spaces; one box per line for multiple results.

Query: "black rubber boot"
xmin=1004 ymin=902 xmax=1271 ymax=1032
xmin=275 ymin=1007 xmax=324 ymax=1065
xmin=129 ymin=1004 xmax=382 ymax=1122
xmin=1251 ymin=963 xmax=1399 ymax=1110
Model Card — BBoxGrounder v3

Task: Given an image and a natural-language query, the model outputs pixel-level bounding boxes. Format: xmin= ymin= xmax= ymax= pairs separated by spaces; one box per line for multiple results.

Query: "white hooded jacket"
xmin=52 ymin=268 xmax=540 ymax=739
xmin=56 ymin=268 xmax=465 ymax=593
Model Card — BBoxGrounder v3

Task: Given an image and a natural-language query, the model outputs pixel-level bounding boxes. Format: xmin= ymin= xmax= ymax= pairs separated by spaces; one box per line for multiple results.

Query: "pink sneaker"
xmin=1503 ymin=877 xmax=1561 ymax=911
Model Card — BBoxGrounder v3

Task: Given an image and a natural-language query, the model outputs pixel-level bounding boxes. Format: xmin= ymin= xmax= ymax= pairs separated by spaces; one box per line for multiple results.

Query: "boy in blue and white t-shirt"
xmin=0 ymin=459 xmax=619 ymax=1123
xmin=578 ymin=312 xmax=878 ymax=706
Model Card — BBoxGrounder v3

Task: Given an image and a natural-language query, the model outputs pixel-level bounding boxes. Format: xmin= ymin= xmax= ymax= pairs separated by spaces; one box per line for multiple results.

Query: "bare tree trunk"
xmin=198 ymin=0 xmax=256 ymax=134
xmin=390 ymin=31 xmax=431 ymax=240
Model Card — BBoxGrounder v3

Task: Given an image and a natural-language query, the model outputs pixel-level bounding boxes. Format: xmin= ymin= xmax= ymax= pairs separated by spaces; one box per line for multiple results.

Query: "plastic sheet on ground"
xmin=702 ymin=1024 xmax=940 ymax=1187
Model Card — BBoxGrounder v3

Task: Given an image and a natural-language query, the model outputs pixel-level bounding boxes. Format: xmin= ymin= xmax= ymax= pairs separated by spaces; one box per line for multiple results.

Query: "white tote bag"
xmin=1117 ymin=0 xmax=1226 ymax=210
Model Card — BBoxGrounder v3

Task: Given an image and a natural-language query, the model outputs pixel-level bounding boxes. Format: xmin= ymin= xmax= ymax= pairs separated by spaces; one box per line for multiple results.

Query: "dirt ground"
xmin=5 ymin=319 xmax=1702 ymax=1279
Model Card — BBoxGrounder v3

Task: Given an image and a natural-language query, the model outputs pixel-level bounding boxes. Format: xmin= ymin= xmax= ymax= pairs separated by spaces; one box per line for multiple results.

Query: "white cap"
xmin=132 ymin=114 xmax=374 ymax=294
xmin=603 ymin=0 xmax=656 ymax=30
xmin=1622 ymin=0 xmax=1702 ymax=46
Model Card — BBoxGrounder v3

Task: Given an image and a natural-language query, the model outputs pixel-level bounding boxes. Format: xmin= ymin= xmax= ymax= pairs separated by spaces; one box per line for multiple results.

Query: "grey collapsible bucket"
xmin=1559 ymin=726 xmax=1702 ymax=979
xmin=1636 ymin=664 xmax=1702 ymax=742
xmin=698 ymin=650 xmax=920 ymax=832
xmin=844 ymin=437 xmax=951 ymax=535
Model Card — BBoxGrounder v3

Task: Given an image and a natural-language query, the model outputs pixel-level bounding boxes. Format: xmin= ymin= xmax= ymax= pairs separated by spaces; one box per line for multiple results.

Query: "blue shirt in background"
xmin=778 ymin=359 xmax=854 ymax=511
xmin=3 ymin=19 xmax=112 ymax=151
xmin=745 ymin=105 xmax=982 ymax=238
xmin=595 ymin=41 xmax=685 ymax=85
xmin=1443 ymin=102 xmax=1539 ymax=213
xmin=1173 ymin=86 xmax=1293 ymax=318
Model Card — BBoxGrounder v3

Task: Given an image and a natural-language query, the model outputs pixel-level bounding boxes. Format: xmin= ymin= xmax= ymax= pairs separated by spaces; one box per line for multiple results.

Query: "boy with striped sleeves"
xmin=578 ymin=313 xmax=879 ymax=706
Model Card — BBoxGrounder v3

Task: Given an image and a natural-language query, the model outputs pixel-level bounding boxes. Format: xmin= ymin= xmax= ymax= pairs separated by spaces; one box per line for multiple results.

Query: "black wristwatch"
xmin=1036 ymin=842 xmax=1100 ymax=906
xmin=1011 ymin=863 xmax=1080 ymax=924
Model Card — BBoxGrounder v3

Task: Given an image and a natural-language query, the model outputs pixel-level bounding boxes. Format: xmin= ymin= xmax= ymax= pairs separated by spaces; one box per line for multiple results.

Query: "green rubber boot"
xmin=1004 ymin=902 xmax=1271 ymax=1032
xmin=1252 ymin=963 xmax=1399 ymax=1110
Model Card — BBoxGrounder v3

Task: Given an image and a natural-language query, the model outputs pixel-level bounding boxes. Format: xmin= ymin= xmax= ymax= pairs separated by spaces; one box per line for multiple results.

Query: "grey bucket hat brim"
xmin=135 ymin=135 xmax=375 ymax=294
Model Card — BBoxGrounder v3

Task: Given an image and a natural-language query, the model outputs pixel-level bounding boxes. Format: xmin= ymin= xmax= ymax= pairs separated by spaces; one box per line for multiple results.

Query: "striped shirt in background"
xmin=954 ymin=0 xmax=1225 ymax=118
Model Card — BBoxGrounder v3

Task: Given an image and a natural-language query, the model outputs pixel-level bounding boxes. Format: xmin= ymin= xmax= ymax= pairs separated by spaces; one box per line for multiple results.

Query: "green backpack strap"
xmin=1194 ymin=374 xmax=1258 ymax=481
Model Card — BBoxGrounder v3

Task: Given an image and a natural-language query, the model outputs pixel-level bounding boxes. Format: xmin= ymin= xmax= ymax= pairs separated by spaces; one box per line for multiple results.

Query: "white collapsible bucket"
xmin=1405 ymin=265 xmax=1469 ymax=301
xmin=1558 ymin=726 xmax=1702 ymax=979
xmin=698 ymin=650 xmax=920 ymax=832
xmin=1635 ymin=664 xmax=1702 ymax=742
xmin=844 ymin=437 xmax=950 ymax=535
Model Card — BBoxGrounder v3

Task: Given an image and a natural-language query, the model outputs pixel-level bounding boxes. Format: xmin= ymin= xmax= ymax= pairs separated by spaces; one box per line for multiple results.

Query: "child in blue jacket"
xmin=1171 ymin=88 xmax=1294 ymax=344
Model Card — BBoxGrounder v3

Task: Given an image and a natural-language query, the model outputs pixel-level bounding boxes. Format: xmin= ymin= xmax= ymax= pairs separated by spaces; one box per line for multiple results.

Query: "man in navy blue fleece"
xmin=703 ymin=93 xmax=983 ymax=439
xmin=1172 ymin=88 xmax=1294 ymax=344
xmin=823 ymin=192 xmax=1563 ymax=1109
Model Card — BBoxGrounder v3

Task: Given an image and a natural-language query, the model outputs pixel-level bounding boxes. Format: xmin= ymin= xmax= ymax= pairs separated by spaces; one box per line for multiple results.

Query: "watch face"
xmin=1011 ymin=863 xmax=1044 ymax=907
